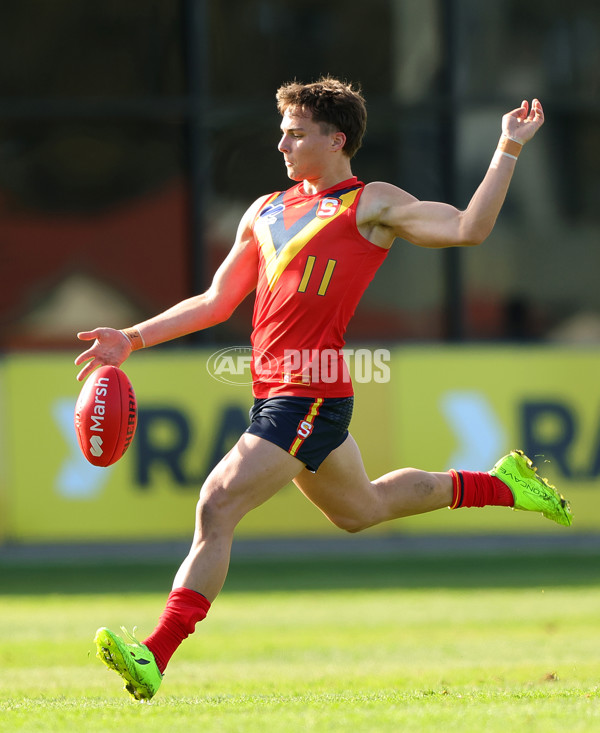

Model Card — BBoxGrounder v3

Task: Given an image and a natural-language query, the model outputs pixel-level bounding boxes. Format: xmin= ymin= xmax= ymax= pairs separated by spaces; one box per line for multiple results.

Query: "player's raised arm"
xmin=74 ymin=196 xmax=266 ymax=382
xmin=359 ymin=99 xmax=544 ymax=250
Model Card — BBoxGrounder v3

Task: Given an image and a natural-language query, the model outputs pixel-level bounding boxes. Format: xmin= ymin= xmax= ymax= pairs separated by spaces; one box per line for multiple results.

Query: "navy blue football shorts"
xmin=245 ymin=396 xmax=354 ymax=472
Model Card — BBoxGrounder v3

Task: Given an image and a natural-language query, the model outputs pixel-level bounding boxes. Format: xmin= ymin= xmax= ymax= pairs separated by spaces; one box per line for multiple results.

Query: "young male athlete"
xmin=75 ymin=77 xmax=572 ymax=700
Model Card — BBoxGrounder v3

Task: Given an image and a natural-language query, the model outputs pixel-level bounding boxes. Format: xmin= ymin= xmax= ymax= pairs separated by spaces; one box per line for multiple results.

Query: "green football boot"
xmin=95 ymin=626 xmax=163 ymax=700
xmin=490 ymin=449 xmax=572 ymax=527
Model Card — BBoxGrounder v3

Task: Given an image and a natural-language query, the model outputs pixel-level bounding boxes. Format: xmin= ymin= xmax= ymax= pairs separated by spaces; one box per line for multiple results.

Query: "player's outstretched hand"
xmin=502 ymin=99 xmax=544 ymax=145
xmin=74 ymin=327 xmax=132 ymax=382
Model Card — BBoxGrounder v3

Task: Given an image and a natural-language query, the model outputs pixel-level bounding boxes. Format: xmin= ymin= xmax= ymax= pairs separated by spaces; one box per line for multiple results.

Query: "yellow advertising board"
xmin=1 ymin=347 xmax=598 ymax=543
xmin=3 ymin=352 xmax=252 ymax=542
xmin=0 ymin=362 xmax=8 ymax=542
xmin=390 ymin=346 xmax=600 ymax=533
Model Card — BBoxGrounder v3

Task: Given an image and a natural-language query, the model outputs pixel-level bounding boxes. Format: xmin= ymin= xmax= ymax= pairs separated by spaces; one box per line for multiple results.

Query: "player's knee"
xmin=196 ymin=483 xmax=234 ymax=532
xmin=195 ymin=494 xmax=218 ymax=534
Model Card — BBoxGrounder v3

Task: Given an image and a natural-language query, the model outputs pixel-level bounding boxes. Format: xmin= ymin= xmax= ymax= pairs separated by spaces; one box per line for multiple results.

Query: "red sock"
xmin=143 ymin=587 xmax=211 ymax=673
xmin=449 ymin=469 xmax=514 ymax=509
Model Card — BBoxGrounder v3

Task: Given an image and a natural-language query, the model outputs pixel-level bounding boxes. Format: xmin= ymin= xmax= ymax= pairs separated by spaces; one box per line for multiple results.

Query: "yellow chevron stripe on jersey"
xmin=255 ymin=187 xmax=361 ymax=291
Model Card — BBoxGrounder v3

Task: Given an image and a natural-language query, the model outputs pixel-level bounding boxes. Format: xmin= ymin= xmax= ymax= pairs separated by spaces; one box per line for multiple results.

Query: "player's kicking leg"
xmin=294 ymin=436 xmax=572 ymax=529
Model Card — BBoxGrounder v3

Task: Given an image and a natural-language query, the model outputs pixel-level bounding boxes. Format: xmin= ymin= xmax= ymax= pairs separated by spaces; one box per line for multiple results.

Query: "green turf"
xmin=0 ymin=550 xmax=599 ymax=732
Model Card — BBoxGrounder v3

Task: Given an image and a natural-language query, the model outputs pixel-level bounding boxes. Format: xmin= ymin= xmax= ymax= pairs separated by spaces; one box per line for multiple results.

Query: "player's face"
xmin=278 ymin=109 xmax=336 ymax=181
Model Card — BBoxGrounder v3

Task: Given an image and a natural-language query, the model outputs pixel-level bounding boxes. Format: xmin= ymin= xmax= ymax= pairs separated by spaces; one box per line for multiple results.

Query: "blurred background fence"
xmin=0 ymin=0 xmax=599 ymax=547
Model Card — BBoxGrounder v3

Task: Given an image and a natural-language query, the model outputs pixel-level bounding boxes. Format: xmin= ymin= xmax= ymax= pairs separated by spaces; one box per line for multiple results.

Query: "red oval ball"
xmin=74 ymin=365 xmax=137 ymax=467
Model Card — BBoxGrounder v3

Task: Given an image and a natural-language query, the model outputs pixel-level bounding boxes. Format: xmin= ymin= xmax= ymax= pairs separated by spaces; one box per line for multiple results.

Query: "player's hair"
xmin=276 ymin=76 xmax=367 ymax=159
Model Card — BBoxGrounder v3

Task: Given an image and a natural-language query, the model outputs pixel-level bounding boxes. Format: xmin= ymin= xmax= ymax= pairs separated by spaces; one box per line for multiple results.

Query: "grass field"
xmin=0 ymin=545 xmax=599 ymax=732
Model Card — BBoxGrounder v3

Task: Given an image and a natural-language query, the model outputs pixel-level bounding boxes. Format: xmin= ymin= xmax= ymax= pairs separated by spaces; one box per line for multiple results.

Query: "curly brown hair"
xmin=276 ymin=76 xmax=367 ymax=159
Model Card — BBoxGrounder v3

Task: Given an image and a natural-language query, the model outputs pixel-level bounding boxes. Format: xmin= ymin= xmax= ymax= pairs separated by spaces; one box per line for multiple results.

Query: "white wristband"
xmin=491 ymin=148 xmax=520 ymax=169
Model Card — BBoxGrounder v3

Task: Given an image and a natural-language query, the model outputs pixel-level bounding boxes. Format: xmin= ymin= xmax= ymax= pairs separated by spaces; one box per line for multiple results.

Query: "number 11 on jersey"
xmin=297 ymin=256 xmax=337 ymax=296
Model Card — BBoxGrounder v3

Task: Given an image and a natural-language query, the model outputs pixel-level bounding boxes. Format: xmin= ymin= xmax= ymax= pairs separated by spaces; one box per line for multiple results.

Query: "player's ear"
xmin=331 ymin=131 xmax=346 ymax=152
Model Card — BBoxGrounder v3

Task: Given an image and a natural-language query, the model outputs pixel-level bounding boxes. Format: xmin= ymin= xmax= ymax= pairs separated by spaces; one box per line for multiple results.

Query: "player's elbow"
xmin=459 ymin=233 xmax=486 ymax=248
xmin=437 ymin=232 xmax=484 ymax=249
xmin=210 ymin=301 xmax=237 ymax=324
xmin=202 ymin=288 xmax=243 ymax=326
xmin=457 ymin=213 xmax=492 ymax=247
xmin=451 ymin=228 xmax=487 ymax=248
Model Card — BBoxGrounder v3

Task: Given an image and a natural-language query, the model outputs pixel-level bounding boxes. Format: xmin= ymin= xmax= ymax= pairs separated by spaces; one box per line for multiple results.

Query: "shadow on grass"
xmin=0 ymin=551 xmax=598 ymax=596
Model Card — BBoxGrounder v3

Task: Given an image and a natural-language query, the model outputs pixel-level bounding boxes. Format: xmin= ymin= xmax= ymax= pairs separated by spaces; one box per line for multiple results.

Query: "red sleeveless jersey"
xmin=250 ymin=177 xmax=388 ymax=398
